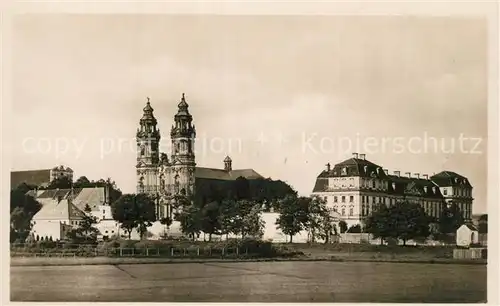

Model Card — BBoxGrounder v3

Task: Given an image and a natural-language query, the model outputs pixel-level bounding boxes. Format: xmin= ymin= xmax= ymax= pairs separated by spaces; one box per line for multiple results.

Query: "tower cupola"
xmin=224 ymin=156 xmax=232 ymax=171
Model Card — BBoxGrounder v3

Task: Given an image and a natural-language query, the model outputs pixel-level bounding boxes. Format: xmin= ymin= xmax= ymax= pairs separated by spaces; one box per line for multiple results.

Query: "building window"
xmin=372 ymin=196 xmax=376 ymax=204
xmin=334 ymin=196 xmax=338 ymax=203
xmin=444 ymin=189 xmax=447 ymax=195
xmin=349 ymin=196 xmax=354 ymax=203
xmin=349 ymin=207 xmax=353 ymax=216
xmin=324 ymin=196 xmax=328 ymax=202
xmin=372 ymin=180 xmax=376 ymax=188
xmin=341 ymin=207 xmax=345 ymax=216
xmin=342 ymin=196 xmax=346 ymax=203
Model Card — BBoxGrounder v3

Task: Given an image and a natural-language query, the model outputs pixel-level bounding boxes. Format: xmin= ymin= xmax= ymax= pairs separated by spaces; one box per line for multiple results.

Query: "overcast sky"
xmin=12 ymin=15 xmax=487 ymax=213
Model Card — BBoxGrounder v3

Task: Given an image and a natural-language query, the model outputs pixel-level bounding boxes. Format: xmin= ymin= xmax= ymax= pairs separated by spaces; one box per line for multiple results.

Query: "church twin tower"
xmin=136 ymin=94 xmax=196 ymax=209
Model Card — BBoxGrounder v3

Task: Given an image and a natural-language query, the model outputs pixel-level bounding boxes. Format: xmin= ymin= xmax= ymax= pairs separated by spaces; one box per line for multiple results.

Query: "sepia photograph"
xmin=5 ymin=2 xmax=496 ymax=303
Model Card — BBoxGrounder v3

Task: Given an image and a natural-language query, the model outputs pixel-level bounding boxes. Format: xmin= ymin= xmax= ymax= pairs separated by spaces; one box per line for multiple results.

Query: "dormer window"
xmin=443 ymin=188 xmax=447 ymax=195
xmin=432 ymin=186 xmax=436 ymax=194
xmin=364 ymin=166 xmax=368 ymax=173
xmin=424 ymin=186 xmax=428 ymax=193
xmin=341 ymin=167 xmax=347 ymax=175
xmin=392 ymin=182 xmax=396 ymax=190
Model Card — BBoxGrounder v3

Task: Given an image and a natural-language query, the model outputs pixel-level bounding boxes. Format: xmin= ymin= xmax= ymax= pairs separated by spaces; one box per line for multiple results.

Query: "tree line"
xmin=11 ymin=173 xmax=483 ymax=245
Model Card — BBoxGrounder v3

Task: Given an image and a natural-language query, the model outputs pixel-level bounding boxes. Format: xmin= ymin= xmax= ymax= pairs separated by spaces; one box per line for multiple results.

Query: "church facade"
xmin=135 ymin=94 xmax=263 ymax=220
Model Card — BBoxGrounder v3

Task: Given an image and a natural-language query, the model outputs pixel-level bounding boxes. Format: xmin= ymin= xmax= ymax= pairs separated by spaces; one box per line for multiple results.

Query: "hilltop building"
xmin=11 ymin=165 xmax=74 ymax=189
xmin=312 ymin=153 xmax=473 ymax=228
xmin=135 ymin=94 xmax=263 ymax=219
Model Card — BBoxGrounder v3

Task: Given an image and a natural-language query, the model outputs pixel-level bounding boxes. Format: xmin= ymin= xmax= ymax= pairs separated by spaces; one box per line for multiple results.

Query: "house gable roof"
xmin=30 ymin=187 xmax=106 ymax=212
xmin=33 ymin=199 xmax=85 ymax=221
xmin=460 ymin=223 xmax=478 ymax=231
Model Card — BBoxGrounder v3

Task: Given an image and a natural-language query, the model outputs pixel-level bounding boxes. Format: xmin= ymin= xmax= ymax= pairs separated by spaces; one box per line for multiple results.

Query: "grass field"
xmin=11 ymin=261 xmax=486 ymax=302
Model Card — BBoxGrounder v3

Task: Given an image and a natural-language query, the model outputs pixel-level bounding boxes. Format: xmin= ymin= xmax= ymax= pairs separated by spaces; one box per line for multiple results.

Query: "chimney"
xmin=414 ymin=173 xmax=420 ymax=179
xmin=326 ymin=163 xmax=331 ymax=171
xmin=405 ymin=172 xmax=411 ymax=178
xmin=394 ymin=171 xmax=400 ymax=177
xmin=423 ymin=174 xmax=429 ymax=180
xmin=359 ymin=154 xmax=366 ymax=160
xmin=383 ymin=169 xmax=388 ymax=175
xmin=352 ymin=152 xmax=359 ymax=159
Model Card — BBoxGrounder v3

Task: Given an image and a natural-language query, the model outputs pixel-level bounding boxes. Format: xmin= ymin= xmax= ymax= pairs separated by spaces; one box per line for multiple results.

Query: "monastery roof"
xmin=312 ymin=156 xmax=444 ymax=199
xmin=195 ymin=167 xmax=263 ymax=181
xmin=11 ymin=169 xmax=51 ymax=189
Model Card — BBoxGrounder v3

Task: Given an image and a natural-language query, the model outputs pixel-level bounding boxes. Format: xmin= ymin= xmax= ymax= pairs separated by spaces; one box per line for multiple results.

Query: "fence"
xmin=10 ymin=243 xmax=254 ymax=259
xmin=453 ymin=248 xmax=487 ymax=260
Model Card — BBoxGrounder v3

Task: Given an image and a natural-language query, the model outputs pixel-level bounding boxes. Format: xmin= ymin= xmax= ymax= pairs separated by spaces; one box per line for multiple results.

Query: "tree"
xmin=347 ymin=224 xmax=362 ymax=233
xmin=74 ymin=176 xmax=91 ymax=186
xmin=174 ymin=203 xmax=202 ymax=241
xmin=241 ymin=203 xmax=265 ymax=239
xmin=428 ymin=222 xmax=441 ymax=240
xmin=66 ymin=204 xmax=99 ymax=244
xmin=275 ymin=195 xmax=309 ymax=243
xmin=233 ymin=177 xmax=250 ymax=200
xmin=159 ymin=216 xmax=173 ymax=234
xmin=134 ymin=193 xmax=157 ymax=240
xmin=338 ymin=221 xmax=348 ymax=234
xmin=218 ymin=199 xmax=238 ymax=239
xmin=200 ymin=201 xmax=221 ymax=241
xmin=439 ymin=203 xmax=464 ymax=234
xmin=306 ymin=196 xmax=332 ymax=243
xmin=365 ymin=201 xmax=430 ymax=245
xmin=10 ymin=184 xmax=42 ymax=242
xmin=47 ymin=176 xmax=73 ymax=189
xmin=111 ymin=193 xmax=156 ymax=239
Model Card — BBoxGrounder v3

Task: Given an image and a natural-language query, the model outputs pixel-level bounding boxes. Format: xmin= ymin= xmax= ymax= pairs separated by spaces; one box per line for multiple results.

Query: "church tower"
xmin=169 ymin=93 xmax=196 ymax=196
xmin=136 ymin=97 xmax=161 ymax=195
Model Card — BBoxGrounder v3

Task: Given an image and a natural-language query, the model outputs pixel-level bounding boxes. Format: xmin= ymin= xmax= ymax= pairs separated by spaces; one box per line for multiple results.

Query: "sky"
xmin=11 ymin=15 xmax=488 ymax=213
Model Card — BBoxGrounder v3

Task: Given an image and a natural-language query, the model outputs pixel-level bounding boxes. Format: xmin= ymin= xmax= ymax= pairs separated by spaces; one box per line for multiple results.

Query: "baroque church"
xmin=136 ymin=94 xmax=263 ymax=219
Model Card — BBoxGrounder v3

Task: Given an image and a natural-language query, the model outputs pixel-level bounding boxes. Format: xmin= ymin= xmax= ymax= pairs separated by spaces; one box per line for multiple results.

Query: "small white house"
xmin=456 ymin=223 xmax=479 ymax=247
xmin=31 ymin=198 xmax=85 ymax=241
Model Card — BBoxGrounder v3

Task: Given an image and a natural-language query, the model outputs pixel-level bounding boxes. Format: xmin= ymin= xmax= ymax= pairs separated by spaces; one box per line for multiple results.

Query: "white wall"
xmin=31 ymin=220 xmax=63 ymax=240
xmin=96 ymin=219 xmax=121 ymax=238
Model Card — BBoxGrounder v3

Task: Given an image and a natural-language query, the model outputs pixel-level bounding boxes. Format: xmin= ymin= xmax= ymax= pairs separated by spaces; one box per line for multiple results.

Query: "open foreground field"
xmin=11 ymin=261 xmax=486 ymax=302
